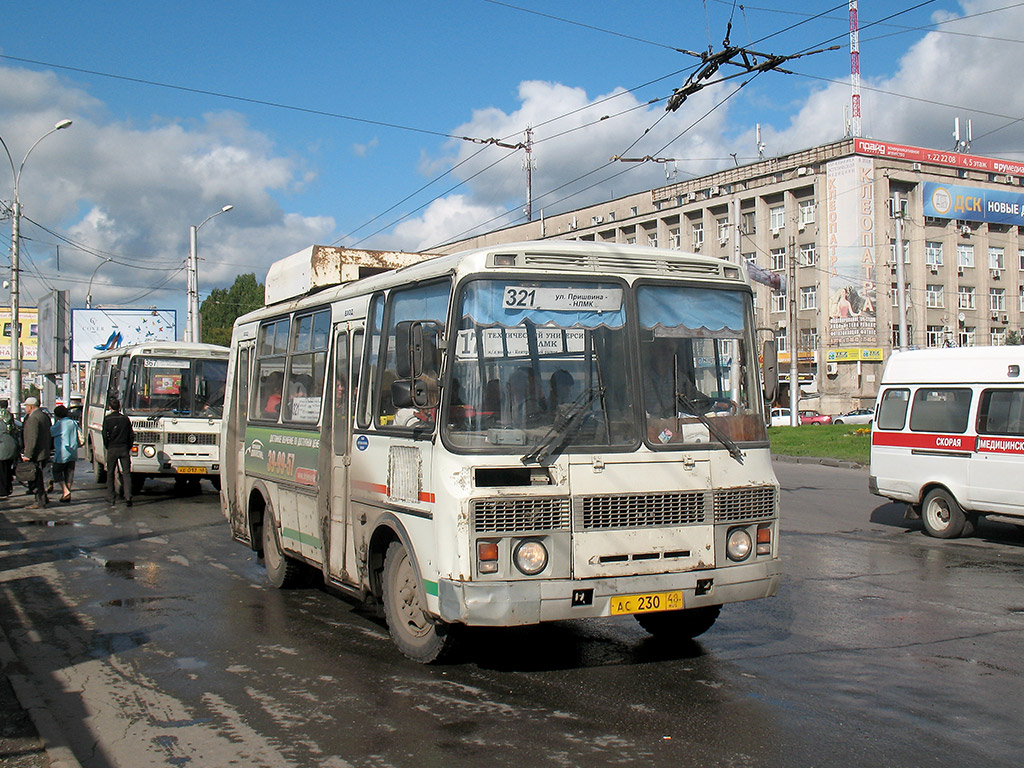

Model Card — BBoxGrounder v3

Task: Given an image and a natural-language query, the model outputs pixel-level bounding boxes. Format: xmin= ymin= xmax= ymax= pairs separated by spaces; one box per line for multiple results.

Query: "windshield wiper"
xmin=521 ymin=385 xmax=605 ymax=466
xmin=676 ymin=392 xmax=745 ymax=464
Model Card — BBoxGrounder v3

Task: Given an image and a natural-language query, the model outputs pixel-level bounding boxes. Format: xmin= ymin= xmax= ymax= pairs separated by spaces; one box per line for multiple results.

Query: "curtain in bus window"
xmin=638 ymin=286 xmax=745 ymax=338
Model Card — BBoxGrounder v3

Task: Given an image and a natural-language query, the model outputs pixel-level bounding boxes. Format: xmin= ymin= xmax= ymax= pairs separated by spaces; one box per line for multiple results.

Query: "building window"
xmin=925 ymin=284 xmax=944 ymax=308
xmin=771 ymin=289 xmax=786 ymax=314
xmin=1019 ymin=248 xmax=1024 ymax=270
xmin=741 ymin=210 xmax=756 ymax=235
xmin=607 ymin=211 xmax=616 ymax=221
xmin=926 ymin=325 xmax=945 ymax=347
xmin=769 ymin=205 xmax=785 ymax=231
xmin=1020 ymin=285 xmax=1024 ymax=311
xmin=958 ymin=286 xmax=975 ymax=310
xmin=798 ymin=199 xmax=815 ymax=225
xmin=717 ymin=217 xmax=730 ymax=242
xmin=925 ymin=241 xmax=943 ymax=266
xmin=648 ymin=234 xmax=658 ymax=248
xmin=799 ymin=286 xmax=817 ymax=310
xmin=990 ymin=288 xmax=1006 ymax=311
xmin=991 ymin=328 xmax=1007 ymax=346
xmin=957 ymin=243 xmax=975 ymax=268
xmin=742 ymin=252 xmax=756 ymax=265
xmin=799 ymin=243 xmax=817 ymax=267
xmin=770 ymin=247 xmax=786 ymax=271
xmin=891 ymin=282 xmax=910 ymax=307
xmin=669 ymin=228 xmax=680 ymax=249
xmin=777 ymin=325 xmax=787 ymax=353
xmin=630 ymin=206 xmax=639 ymax=217
xmin=799 ymin=327 xmax=819 ymax=350
xmin=989 ymin=246 xmax=1005 ymax=271
xmin=890 ymin=239 xmax=910 ymax=263
xmin=691 ymin=222 xmax=703 ymax=249
xmin=959 ymin=327 xmax=976 ymax=347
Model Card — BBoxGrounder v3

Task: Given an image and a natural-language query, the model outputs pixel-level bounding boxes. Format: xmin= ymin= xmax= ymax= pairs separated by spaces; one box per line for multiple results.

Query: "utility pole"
xmin=892 ymin=192 xmax=909 ymax=350
xmin=522 ymin=126 xmax=535 ymax=222
xmin=788 ymin=236 xmax=799 ymax=425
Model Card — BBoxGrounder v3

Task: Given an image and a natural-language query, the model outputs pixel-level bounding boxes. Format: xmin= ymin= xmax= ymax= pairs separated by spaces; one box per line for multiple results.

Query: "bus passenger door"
xmin=228 ymin=342 xmax=253 ymax=539
xmin=327 ymin=329 xmax=353 ymax=581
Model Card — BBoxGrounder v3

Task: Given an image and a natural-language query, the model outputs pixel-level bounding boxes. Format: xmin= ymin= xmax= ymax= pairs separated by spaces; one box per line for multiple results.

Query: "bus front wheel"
xmin=93 ymin=457 xmax=106 ymax=484
xmin=262 ymin=507 xmax=304 ymax=588
xmin=922 ymin=488 xmax=969 ymax=538
xmin=382 ymin=541 xmax=457 ymax=663
xmin=635 ymin=604 xmax=721 ymax=639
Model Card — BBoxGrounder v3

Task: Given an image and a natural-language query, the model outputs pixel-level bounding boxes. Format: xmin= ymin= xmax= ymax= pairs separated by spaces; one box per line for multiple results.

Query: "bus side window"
xmin=333 ymin=333 xmax=349 ymax=456
xmin=877 ymin=388 xmax=910 ymax=430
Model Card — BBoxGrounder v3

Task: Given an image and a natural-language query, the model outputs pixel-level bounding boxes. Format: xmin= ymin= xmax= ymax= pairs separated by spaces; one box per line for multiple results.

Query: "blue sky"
xmin=2 ymin=1 xmax=1023 ymax=324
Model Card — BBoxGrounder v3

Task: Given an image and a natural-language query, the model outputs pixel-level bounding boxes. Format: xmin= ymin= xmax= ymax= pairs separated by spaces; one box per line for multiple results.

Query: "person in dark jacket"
xmin=0 ymin=398 xmax=18 ymax=496
xmin=102 ymin=397 xmax=135 ymax=507
xmin=21 ymin=397 xmax=52 ymax=508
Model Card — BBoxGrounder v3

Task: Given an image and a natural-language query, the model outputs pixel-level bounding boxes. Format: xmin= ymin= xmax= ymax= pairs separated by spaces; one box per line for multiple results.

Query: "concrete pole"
xmin=893 ymin=192 xmax=910 ymax=350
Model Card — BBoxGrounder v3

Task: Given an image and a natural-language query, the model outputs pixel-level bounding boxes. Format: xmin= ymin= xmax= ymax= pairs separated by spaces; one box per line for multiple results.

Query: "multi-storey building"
xmin=436 ymin=137 xmax=1024 ymax=414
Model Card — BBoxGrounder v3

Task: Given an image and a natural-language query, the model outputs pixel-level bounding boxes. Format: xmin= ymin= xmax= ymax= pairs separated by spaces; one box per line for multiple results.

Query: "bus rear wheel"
xmin=382 ymin=541 xmax=457 ymax=663
xmin=262 ymin=508 xmax=304 ymax=588
xmin=922 ymin=488 xmax=968 ymax=538
xmin=635 ymin=605 xmax=721 ymax=639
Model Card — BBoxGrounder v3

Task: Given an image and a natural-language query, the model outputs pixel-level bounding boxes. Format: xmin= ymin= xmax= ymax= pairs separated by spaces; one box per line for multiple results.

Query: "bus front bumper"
xmin=436 ymin=559 xmax=781 ymax=627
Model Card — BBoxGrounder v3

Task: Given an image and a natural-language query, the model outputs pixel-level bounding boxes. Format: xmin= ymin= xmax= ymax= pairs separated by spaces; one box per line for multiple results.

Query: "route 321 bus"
xmin=83 ymin=341 xmax=230 ymax=494
xmin=870 ymin=346 xmax=1024 ymax=538
xmin=222 ymin=241 xmax=782 ymax=662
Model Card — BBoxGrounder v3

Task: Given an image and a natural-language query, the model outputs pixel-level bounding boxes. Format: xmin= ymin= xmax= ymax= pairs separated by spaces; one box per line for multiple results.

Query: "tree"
xmin=1005 ymin=329 xmax=1024 ymax=346
xmin=199 ymin=273 xmax=264 ymax=346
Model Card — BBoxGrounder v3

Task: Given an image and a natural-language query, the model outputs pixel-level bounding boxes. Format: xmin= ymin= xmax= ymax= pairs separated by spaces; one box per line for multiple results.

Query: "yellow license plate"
xmin=175 ymin=466 xmax=208 ymax=475
xmin=609 ymin=590 xmax=683 ymax=616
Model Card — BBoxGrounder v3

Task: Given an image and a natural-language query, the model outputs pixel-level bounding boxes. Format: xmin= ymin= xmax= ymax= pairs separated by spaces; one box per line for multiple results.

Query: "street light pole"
xmin=0 ymin=119 xmax=73 ymax=415
xmin=86 ymin=258 xmax=113 ymax=309
xmin=186 ymin=204 xmax=232 ymax=343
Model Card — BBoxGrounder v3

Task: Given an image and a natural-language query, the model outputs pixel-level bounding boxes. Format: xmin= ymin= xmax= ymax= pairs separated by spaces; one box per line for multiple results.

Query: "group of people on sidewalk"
xmin=0 ymin=395 xmax=135 ymax=509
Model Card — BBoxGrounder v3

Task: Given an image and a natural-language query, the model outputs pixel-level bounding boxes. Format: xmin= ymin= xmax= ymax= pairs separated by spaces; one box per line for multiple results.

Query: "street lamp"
xmin=0 ymin=119 xmax=73 ymax=415
xmin=186 ymin=204 xmax=232 ymax=343
xmin=86 ymin=258 xmax=113 ymax=309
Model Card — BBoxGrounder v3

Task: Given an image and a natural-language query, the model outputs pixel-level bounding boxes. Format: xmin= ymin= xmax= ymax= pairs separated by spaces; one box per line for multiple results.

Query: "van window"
xmin=977 ymin=388 xmax=1024 ymax=436
xmin=876 ymin=388 xmax=910 ymax=430
xmin=909 ymin=388 xmax=972 ymax=433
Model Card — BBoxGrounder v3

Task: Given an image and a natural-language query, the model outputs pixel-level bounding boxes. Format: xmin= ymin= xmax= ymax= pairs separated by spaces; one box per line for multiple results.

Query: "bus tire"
xmin=93 ymin=457 xmax=107 ymax=484
xmin=635 ymin=605 xmax=721 ymax=639
xmin=922 ymin=488 xmax=967 ymax=539
xmin=382 ymin=541 xmax=457 ymax=663
xmin=130 ymin=473 xmax=146 ymax=495
xmin=262 ymin=507 xmax=303 ymax=589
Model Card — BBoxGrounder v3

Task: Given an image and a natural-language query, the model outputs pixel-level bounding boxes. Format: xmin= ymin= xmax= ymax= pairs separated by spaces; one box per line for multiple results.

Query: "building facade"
xmin=436 ymin=137 xmax=1024 ymax=414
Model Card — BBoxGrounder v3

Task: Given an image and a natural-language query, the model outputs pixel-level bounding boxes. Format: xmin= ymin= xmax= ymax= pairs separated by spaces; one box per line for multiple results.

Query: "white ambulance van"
xmin=869 ymin=346 xmax=1024 ymax=538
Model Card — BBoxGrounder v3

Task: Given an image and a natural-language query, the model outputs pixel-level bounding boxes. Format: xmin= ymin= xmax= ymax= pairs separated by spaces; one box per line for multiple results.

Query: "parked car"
xmin=769 ymin=407 xmax=792 ymax=427
xmin=832 ymin=407 xmax=874 ymax=425
xmin=799 ymin=410 xmax=832 ymax=425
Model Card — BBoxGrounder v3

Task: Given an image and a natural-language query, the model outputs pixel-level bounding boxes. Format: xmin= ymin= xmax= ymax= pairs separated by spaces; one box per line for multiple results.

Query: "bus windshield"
xmin=446 ymin=279 xmax=636 ymax=451
xmin=124 ymin=357 xmax=228 ymax=417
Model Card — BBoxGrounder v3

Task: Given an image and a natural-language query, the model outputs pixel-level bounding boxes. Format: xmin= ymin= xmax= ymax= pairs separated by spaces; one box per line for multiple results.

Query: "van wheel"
xmin=635 ymin=605 xmax=721 ymax=639
xmin=922 ymin=488 xmax=967 ymax=538
xmin=262 ymin=507 xmax=304 ymax=588
xmin=382 ymin=541 xmax=457 ymax=663
xmin=93 ymin=457 xmax=107 ymax=484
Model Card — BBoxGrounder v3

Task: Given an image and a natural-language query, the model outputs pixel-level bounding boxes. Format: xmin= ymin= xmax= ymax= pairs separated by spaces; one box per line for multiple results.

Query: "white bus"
xmin=222 ymin=241 xmax=782 ymax=661
xmin=83 ymin=341 xmax=230 ymax=493
xmin=870 ymin=346 xmax=1024 ymax=538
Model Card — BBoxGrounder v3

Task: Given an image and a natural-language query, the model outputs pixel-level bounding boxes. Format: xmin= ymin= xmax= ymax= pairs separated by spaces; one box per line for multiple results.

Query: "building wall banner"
xmin=825 ymin=156 xmax=877 ymax=347
xmin=827 ymin=347 xmax=883 ymax=362
xmin=922 ymin=181 xmax=1024 ymax=224
xmin=854 ymin=138 xmax=1024 ymax=176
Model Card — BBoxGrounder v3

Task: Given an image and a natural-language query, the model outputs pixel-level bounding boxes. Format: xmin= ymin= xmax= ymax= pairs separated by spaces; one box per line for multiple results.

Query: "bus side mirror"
xmin=395 ymin=320 xmax=441 ymax=409
xmin=761 ymin=339 xmax=778 ymax=405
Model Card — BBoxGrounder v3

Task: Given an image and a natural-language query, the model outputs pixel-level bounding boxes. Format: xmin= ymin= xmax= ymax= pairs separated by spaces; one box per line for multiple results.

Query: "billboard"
xmin=854 ymin=138 xmax=1024 ymax=177
xmin=71 ymin=309 xmax=177 ymax=363
xmin=0 ymin=307 xmax=39 ymax=362
xmin=922 ymin=181 xmax=1024 ymax=225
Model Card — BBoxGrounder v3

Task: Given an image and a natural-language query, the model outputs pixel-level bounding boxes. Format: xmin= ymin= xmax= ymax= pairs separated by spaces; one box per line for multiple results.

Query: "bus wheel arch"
xmin=921 ymin=486 xmax=972 ymax=539
xmin=247 ymin=483 xmax=269 ymax=555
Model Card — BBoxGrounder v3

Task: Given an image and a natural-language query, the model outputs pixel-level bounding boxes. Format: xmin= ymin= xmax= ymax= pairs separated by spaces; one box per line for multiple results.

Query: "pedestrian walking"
xmin=50 ymin=405 xmax=81 ymax=503
xmin=102 ymin=397 xmax=134 ymax=507
xmin=0 ymin=398 xmax=18 ymax=496
xmin=21 ymin=397 xmax=52 ymax=508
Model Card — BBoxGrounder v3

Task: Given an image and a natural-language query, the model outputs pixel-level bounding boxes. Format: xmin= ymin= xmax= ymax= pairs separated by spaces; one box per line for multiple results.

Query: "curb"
xmin=0 ymin=615 xmax=84 ymax=768
xmin=771 ymin=453 xmax=866 ymax=470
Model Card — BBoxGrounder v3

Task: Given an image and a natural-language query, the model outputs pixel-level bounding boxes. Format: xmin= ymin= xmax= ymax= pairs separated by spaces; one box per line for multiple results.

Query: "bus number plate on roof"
xmin=609 ymin=590 xmax=683 ymax=616
xmin=503 ymin=287 xmax=622 ymax=312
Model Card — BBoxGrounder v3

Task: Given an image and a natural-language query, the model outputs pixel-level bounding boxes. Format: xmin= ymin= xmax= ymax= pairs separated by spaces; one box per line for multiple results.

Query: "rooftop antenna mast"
xmin=849 ymin=0 xmax=862 ymax=138
xmin=953 ymin=117 xmax=973 ymax=153
xmin=756 ymin=124 xmax=766 ymax=159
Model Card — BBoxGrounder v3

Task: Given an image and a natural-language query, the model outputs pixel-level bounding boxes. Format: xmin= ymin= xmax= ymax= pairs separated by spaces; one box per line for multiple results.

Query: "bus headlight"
xmin=726 ymin=528 xmax=753 ymax=562
xmin=142 ymin=445 xmax=157 ymax=458
xmin=513 ymin=539 xmax=548 ymax=575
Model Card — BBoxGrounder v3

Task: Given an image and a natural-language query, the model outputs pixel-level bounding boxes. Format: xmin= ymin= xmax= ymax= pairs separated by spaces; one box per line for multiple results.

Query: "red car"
xmin=799 ymin=410 xmax=832 ymax=425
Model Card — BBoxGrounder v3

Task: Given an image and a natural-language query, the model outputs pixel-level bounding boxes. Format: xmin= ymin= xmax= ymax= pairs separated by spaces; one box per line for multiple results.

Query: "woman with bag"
xmin=50 ymin=405 xmax=81 ymax=503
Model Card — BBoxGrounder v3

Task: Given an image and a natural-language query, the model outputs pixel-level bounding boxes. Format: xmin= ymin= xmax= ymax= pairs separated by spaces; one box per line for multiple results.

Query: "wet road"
xmin=1 ymin=462 xmax=1023 ymax=768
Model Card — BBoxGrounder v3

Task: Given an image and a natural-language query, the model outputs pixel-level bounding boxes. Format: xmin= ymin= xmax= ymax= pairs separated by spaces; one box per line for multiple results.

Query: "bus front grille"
xmin=134 ymin=431 xmax=161 ymax=444
xmin=713 ymin=485 xmax=778 ymax=523
xmin=472 ymin=497 xmax=571 ymax=533
xmin=578 ymin=491 xmax=709 ymax=530
xmin=167 ymin=433 xmax=217 ymax=445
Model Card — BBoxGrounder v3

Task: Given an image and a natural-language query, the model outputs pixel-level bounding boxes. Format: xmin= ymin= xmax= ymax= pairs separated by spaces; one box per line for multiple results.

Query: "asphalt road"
xmin=1 ymin=460 xmax=1023 ymax=768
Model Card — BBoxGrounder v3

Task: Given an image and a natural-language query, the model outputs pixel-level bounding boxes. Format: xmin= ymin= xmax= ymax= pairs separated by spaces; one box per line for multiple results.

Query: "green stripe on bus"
xmin=423 ymin=580 xmax=438 ymax=596
xmin=282 ymin=527 xmax=322 ymax=549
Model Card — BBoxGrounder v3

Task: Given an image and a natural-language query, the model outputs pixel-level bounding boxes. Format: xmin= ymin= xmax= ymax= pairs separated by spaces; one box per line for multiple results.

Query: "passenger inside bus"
xmin=261 ymin=371 xmax=283 ymax=418
xmin=508 ymin=366 xmax=547 ymax=427
xmin=548 ymin=369 xmax=575 ymax=411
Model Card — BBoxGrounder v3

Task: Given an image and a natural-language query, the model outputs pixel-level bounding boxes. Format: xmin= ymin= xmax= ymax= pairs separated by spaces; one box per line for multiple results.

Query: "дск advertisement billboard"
xmin=71 ymin=309 xmax=177 ymax=363
xmin=825 ymin=156 xmax=877 ymax=347
xmin=922 ymin=181 xmax=1024 ymax=225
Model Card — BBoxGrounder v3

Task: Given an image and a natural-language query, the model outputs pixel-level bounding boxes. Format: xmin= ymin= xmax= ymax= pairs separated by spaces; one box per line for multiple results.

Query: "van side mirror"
xmin=394 ymin=320 xmax=442 ymax=409
xmin=761 ymin=338 xmax=778 ymax=405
